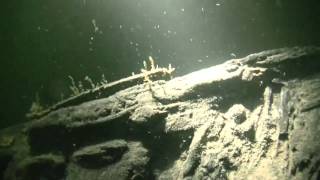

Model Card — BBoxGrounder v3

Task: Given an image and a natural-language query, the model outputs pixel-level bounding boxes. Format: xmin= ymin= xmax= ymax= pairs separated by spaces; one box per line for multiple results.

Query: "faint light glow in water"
xmin=101 ymin=0 xmax=230 ymax=74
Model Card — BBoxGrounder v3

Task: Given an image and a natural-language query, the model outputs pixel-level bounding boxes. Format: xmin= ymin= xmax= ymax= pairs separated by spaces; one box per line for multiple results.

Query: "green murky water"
xmin=1 ymin=0 xmax=320 ymax=128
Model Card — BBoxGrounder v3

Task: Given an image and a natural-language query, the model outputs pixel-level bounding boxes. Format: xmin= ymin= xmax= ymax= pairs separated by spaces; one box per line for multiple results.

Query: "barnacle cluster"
xmin=140 ymin=56 xmax=175 ymax=83
xmin=68 ymin=74 xmax=108 ymax=96
xmin=27 ymin=56 xmax=175 ymax=119
xmin=28 ymin=93 xmax=45 ymax=116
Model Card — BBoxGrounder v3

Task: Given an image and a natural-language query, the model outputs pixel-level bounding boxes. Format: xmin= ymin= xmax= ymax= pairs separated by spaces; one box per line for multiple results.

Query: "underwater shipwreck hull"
xmin=1 ymin=46 xmax=320 ymax=179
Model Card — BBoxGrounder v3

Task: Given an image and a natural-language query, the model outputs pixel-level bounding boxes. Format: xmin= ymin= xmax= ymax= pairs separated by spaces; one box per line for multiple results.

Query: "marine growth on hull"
xmin=1 ymin=46 xmax=320 ymax=180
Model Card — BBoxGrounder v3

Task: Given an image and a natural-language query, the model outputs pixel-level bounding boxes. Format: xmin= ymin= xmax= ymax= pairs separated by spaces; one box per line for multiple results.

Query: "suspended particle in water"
xmin=230 ymin=53 xmax=237 ymax=58
xmin=91 ymin=19 xmax=99 ymax=33
xmin=216 ymin=3 xmax=221 ymax=6
xmin=153 ymin=24 xmax=160 ymax=30
xmin=259 ymin=81 xmax=264 ymax=87
xmin=163 ymin=11 xmax=167 ymax=15
xmin=89 ymin=36 xmax=94 ymax=46
xmin=119 ymin=25 xmax=122 ymax=29
xmin=181 ymin=8 xmax=185 ymax=12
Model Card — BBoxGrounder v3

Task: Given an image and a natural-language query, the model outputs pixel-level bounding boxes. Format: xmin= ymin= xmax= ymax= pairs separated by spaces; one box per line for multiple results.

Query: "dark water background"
xmin=1 ymin=0 xmax=320 ymax=129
